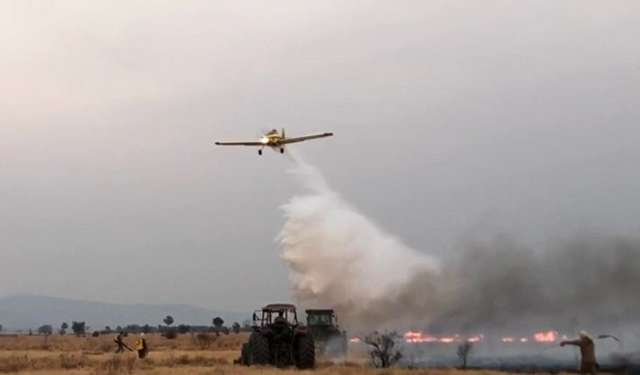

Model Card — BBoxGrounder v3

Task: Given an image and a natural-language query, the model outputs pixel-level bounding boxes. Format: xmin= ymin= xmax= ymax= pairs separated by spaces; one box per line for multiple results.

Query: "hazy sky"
xmin=1 ymin=1 xmax=639 ymax=312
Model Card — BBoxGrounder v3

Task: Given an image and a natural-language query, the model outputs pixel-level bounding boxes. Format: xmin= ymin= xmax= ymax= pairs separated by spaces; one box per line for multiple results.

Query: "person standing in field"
xmin=561 ymin=331 xmax=598 ymax=375
xmin=135 ymin=333 xmax=149 ymax=359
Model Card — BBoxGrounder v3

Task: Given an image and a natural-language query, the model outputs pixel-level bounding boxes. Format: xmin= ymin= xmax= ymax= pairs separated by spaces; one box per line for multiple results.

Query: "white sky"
xmin=1 ymin=1 xmax=639 ymax=311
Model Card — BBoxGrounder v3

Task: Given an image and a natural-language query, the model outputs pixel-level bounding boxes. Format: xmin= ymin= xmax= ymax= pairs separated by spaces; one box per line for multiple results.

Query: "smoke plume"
xmin=279 ymin=156 xmax=640 ymax=334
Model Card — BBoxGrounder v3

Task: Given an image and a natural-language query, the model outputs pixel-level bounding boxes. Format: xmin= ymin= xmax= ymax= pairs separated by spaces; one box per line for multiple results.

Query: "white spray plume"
xmin=279 ymin=152 xmax=439 ymax=329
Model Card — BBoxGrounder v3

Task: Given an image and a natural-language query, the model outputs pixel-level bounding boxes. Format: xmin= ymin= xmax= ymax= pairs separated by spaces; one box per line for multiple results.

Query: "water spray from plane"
xmin=279 ymin=151 xmax=439 ymax=330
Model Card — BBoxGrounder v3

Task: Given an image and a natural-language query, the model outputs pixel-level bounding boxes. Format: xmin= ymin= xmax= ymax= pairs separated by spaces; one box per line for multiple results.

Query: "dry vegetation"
xmin=0 ymin=333 xmax=246 ymax=352
xmin=0 ymin=334 xmax=569 ymax=375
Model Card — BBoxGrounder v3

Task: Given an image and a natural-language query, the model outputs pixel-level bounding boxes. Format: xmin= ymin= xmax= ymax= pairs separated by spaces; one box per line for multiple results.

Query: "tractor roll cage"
xmin=252 ymin=303 xmax=298 ymax=327
xmin=306 ymin=309 xmax=338 ymax=326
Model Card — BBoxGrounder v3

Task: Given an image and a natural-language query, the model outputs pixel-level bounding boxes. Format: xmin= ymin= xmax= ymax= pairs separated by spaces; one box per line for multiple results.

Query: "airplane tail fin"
xmin=282 ymin=128 xmax=286 ymax=139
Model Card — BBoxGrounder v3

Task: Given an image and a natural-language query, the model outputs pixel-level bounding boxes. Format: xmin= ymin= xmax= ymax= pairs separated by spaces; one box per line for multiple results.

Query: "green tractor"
xmin=239 ymin=304 xmax=315 ymax=368
xmin=306 ymin=309 xmax=347 ymax=358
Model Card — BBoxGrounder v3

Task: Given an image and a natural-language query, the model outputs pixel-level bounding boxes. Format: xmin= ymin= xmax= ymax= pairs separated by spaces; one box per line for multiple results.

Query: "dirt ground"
xmin=0 ymin=333 xmax=570 ymax=374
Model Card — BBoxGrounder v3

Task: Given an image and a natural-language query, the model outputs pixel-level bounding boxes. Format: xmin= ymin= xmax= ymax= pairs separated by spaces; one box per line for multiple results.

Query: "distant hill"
xmin=0 ymin=295 xmax=248 ymax=331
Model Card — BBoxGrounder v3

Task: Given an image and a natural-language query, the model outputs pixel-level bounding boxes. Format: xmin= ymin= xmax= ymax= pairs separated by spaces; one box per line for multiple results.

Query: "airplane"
xmin=215 ymin=129 xmax=333 ymax=155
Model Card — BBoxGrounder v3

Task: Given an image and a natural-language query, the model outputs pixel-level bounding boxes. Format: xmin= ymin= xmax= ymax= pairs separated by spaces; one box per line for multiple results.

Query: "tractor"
xmin=239 ymin=304 xmax=315 ymax=368
xmin=306 ymin=309 xmax=348 ymax=358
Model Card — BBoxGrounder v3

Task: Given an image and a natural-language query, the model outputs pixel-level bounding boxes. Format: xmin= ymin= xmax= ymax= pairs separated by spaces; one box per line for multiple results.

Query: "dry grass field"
xmin=0 ymin=333 xmax=570 ymax=375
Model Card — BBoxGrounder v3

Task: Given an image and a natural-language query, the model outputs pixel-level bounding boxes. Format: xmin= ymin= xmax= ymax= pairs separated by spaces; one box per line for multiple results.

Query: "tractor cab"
xmin=306 ymin=309 xmax=338 ymax=327
xmin=253 ymin=303 xmax=299 ymax=328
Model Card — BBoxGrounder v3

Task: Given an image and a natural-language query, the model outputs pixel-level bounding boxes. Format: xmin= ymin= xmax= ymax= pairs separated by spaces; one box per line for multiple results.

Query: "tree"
xmin=212 ymin=317 xmax=224 ymax=328
xmin=457 ymin=341 xmax=474 ymax=369
xmin=0 ymin=324 xmax=3 ymax=333
xmin=364 ymin=331 xmax=402 ymax=368
xmin=177 ymin=324 xmax=191 ymax=334
xmin=71 ymin=321 xmax=86 ymax=336
xmin=125 ymin=324 xmax=142 ymax=333
xmin=104 ymin=326 xmax=112 ymax=334
xmin=162 ymin=315 xmax=177 ymax=338
xmin=212 ymin=317 xmax=224 ymax=336
xmin=38 ymin=325 xmax=53 ymax=336
xmin=163 ymin=315 xmax=174 ymax=327
xmin=232 ymin=322 xmax=241 ymax=334
xmin=59 ymin=322 xmax=68 ymax=335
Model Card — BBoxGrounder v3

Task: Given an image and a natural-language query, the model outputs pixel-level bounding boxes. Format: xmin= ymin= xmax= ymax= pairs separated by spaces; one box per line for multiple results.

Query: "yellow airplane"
xmin=215 ymin=129 xmax=333 ymax=155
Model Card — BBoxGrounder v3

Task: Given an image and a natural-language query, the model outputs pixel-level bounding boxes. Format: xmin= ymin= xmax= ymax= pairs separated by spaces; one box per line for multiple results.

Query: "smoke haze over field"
xmin=280 ymin=157 xmax=640 ymax=334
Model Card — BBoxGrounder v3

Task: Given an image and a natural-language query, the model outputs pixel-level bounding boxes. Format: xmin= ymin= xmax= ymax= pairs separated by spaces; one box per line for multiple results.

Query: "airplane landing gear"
xmin=280 ymin=148 xmax=285 ymax=154
xmin=258 ymin=149 xmax=263 ymax=155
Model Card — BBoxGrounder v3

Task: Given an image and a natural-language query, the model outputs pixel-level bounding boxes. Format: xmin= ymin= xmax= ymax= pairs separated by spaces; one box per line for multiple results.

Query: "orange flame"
xmin=467 ymin=335 xmax=483 ymax=343
xmin=404 ymin=331 xmax=483 ymax=344
xmin=404 ymin=331 xmax=439 ymax=343
xmin=533 ymin=330 xmax=558 ymax=343
xmin=404 ymin=330 xmax=561 ymax=345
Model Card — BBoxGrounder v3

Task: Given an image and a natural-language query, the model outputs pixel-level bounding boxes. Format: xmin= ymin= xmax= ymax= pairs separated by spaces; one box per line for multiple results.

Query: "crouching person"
xmin=135 ymin=333 xmax=149 ymax=359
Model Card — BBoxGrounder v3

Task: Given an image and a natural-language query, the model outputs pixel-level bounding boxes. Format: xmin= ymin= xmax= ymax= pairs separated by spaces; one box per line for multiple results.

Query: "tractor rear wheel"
xmin=248 ymin=333 xmax=270 ymax=365
xmin=295 ymin=334 xmax=315 ymax=369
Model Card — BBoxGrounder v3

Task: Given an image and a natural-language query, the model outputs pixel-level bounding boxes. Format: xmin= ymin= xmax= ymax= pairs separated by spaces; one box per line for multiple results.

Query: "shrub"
xmin=195 ymin=333 xmax=216 ymax=349
xmin=59 ymin=353 xmax=90 ymax=369
xmin=457 ymin=341 xmax=474 ymax=369
xmin=95 ymin=356 xmax=136 ymax=375
xmin=0 ymin=355 xmax=31 ymax=373
xmin=364 ymin=331 xmax=402 ymax=368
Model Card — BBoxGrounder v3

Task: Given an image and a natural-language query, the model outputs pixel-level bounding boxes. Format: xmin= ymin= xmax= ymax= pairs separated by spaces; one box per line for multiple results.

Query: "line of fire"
xmin=349 ymin=330 xmax=567 ymax=345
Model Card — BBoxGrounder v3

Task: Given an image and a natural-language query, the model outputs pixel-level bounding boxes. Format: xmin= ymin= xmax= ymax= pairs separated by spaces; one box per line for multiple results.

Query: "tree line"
xmin=22 ymin=315 xmax=250 ymax=339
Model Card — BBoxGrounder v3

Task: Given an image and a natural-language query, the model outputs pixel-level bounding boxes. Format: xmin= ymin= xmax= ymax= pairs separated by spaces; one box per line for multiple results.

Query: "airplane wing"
xmin=281 ymin=132 xmax=334 ymax=144
xmin=215 ymin=141 xmax=263 ymax=146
